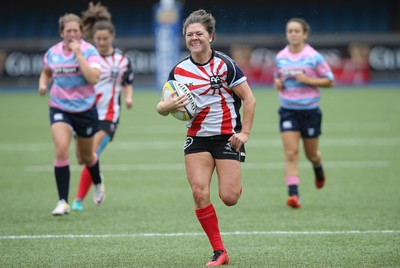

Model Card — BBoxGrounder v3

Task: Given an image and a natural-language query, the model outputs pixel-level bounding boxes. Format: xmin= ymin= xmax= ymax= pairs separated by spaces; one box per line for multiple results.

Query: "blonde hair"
xmin=58 ymin=13 xmax=83 ymax=34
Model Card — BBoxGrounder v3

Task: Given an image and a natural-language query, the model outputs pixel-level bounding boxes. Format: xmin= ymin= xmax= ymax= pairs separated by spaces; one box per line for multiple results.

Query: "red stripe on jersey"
xmin=215 ymin=59 xmax=225 ymax=76
xmin=118 ymin=54 xmax=125 ymax=65
xmin=175 ymin=67 xmax=209 ymax=81
xmin=221 ymin=84 xmax=233 ymax=95
xmin=190 ymin=83 xmax=209 ymax=91
xmin=95 ymin=93 xmax=102 ymax=104
xmin=198 ymin=64 xmax=212 ymax=77
xmin=188 ymin=106 xmax=210 ymax=136
xmin=219 ymin=93 xmax=233 ymax=134
xmin=105 ymin=80 xmax=117 ymax=121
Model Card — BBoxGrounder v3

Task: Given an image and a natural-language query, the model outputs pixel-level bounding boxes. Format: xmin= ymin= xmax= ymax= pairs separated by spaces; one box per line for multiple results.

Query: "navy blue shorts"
xmin=99 ymin=120 xmax=118 ymax=141
xmin=184 ymin=135 xmax=246 ymax=162
xmin=49 ymin=106 xmax=99 ymax=138
xmin=278 ymin=107 xmax=322 ymax=138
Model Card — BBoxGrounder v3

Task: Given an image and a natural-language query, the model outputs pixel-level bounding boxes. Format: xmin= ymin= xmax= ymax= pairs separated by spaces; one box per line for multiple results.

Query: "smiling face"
xmin=185 ymin=23 xmax=213 ymax=58
xmin=60 ymin=21 xmax=82 ymax=47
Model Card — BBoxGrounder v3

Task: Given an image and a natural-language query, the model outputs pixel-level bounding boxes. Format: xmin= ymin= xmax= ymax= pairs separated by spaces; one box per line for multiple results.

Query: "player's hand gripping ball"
xmin=162 ymin=80 xmax=197 ymax=121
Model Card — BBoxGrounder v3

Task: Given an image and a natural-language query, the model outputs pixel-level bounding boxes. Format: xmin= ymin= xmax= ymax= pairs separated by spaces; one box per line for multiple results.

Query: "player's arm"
xmin=70 ymin=40 xmax=100 ymax=84
xmin=229 ymin=81 xmax=256 ymax=151
xmin=122 ymin=58 xmax=134 ymax=109
xmin=122 ymin=84 xmax=133 ymax=109
xmin=295 ymin=74 xmax=333 ymax=88
xmin=274 ymin=78 xmax=283 ymax=91
xmin=38 ymin=68 xmax=52 ymax=96
xmin=296 ymin=54 xmax=334 ymax=88
xmin=156 ymin=92 xmax=188 ymax=116
xmin=273 ymin=64 xmax=283 ymax=91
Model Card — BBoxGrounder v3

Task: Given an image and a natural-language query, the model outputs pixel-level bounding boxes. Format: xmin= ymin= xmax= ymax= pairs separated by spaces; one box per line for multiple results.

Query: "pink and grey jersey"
xmin=274 ymin=44 xmax=334 ymax=110
xmin=43 ymin=40 xmax=101 ymax=113
xmin=95 ymin=48 xmax=134 ymax=123
xmin=169 ymin=50 xmax=247 ymax=137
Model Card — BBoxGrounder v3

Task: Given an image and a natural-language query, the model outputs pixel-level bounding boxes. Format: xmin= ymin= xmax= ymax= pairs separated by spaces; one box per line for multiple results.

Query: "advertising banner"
xmin=0 ymin=43 xmax=399 ymax=89
xmin=152 ymin=0 xmax=182 ymax=91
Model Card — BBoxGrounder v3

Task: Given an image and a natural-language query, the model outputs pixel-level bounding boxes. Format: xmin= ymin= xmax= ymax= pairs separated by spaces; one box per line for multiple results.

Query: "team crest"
xmin=210 ymin=75 xmax=222 ymax=90
xmin=110 ymin=67 xmax=119 ymax=80
xmin=307 ymin=128 xmax=315 ymax=136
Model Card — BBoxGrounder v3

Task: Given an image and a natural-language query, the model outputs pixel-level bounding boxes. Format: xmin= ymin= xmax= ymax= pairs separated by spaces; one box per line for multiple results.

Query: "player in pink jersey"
xmin=38 ymin=13 xmax=105 ymax=216
xmin=273 ymin=18 xmax=334 ymax=209
xmin=157 ymin=9 xmax=256 ymax=266
xmin=71 ymin=2 xmax=134 ymax=212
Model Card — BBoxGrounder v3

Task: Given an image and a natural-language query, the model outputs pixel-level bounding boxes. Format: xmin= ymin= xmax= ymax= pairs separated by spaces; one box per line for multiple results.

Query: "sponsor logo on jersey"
xmin=53 ymin=66 xmax=79 ymax=74
xmin=281 ymin=69 xmax=305 ymax=77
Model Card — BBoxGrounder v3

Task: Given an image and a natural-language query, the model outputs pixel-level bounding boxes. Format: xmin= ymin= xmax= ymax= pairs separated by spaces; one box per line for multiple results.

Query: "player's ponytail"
xmin=81 ymin=1 xmax=113 ymax=42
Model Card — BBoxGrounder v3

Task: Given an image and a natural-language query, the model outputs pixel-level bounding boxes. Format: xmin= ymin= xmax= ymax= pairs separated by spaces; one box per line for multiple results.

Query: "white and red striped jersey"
xmin=169 ymin=50 xmax=247 ymax=137
xmin=95 ymin=48 xmax=134 ymax=123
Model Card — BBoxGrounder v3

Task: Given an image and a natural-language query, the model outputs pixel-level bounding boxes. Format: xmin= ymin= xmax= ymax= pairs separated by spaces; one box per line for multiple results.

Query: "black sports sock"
xmin=54 ymin=165 xmax=70 ymax=202
xmin=288 ymin=185 xmax=299 ymax=197
xmin=87 ymin=160 xmax=101 ymax=185
xmin=314 ymin=165 xmax=325 ymax=180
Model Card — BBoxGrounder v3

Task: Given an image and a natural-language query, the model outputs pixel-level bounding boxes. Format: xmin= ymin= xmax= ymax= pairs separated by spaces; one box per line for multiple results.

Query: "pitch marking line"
xmin=24 ymin=160 xmax=390 ymax=172
xmin=1 ymin=230 xmax=399 ymax=239
xmin=1 ymin=137 xmax=400 ymax=152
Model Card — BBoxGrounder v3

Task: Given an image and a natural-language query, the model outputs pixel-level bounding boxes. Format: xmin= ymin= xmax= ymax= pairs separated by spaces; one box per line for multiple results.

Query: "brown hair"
xmin=81 ymin=1 xmax=113 ymax=42
xmin=182 ymin=9 xmax=216 ymax=43
xmin=287 ymin=17 xmax=311 ymax=34
xmin=58 ymin=13 xmax=83 ymax=34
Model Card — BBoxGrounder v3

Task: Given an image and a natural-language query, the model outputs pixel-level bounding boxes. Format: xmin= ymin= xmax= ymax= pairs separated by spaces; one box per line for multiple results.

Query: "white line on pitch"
xmin=24 ymin=160 xmax=390 ymax=172
xmin=1 ymin=137 xmax=400 ymax=152
xmin=1 ymin=230 xmax=399 ymax=240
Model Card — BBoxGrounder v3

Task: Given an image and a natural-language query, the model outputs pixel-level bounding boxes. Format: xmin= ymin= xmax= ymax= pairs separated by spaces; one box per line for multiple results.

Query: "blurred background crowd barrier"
xmin=0 ymin=0 xmax=399 ymax=90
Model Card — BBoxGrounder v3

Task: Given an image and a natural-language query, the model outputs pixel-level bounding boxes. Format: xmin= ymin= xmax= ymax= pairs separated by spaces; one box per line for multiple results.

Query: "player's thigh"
xmin=51 ymin=122 xmax=72 ymax=159
xmin=281 ymin=131 xmax=301 ymax=155
xmin=215 ymin=159 xmax=242 ymax=192
xmin=93 ymin=130 xmax=109 ymax=152
xmin=185 ymin=152 xmax=215 ymax=189
xmin=75 ymin=136 xmax=95 ymax=162
xmin=303 ymin=137 xmax=320 ymax=158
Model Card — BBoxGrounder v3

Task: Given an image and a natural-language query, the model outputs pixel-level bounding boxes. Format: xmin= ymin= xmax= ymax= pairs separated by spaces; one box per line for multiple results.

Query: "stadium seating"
xmin=0 ymin=5 xmax=390 ymax=38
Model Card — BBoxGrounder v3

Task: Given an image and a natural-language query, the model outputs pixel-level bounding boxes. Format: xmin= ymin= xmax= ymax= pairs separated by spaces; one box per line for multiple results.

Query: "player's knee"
xmin=76 ymin=156 xmax=84 ymax=165
xmin=219 ymin=191 xmax=240 ymax=206
xmin=306 ymin=153 xmax=320 ymax=165
xmin=191 ymin=185 xmax=209 ymax=205
xmin=286 ymin=150 xmax=298 ymax=163
xmin=80 ymin=155 xmax=93 ymax=166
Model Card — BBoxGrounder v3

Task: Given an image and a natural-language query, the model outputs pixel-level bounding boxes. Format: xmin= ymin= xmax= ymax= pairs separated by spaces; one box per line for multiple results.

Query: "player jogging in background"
xmin=71 ymin=2 xmax=134 ymax=212
xmin=157 ymin=9 xmax=256 ymax=266
xmin=273 ymin=17 xmax=334 ymax=209
xmin=38 ymin=13 xmax=105 ymax=216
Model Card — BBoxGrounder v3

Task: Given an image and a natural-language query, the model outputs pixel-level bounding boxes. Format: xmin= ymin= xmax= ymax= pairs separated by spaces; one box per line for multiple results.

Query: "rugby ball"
xmin=162 ymin=80 xmax=197 ymax=121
